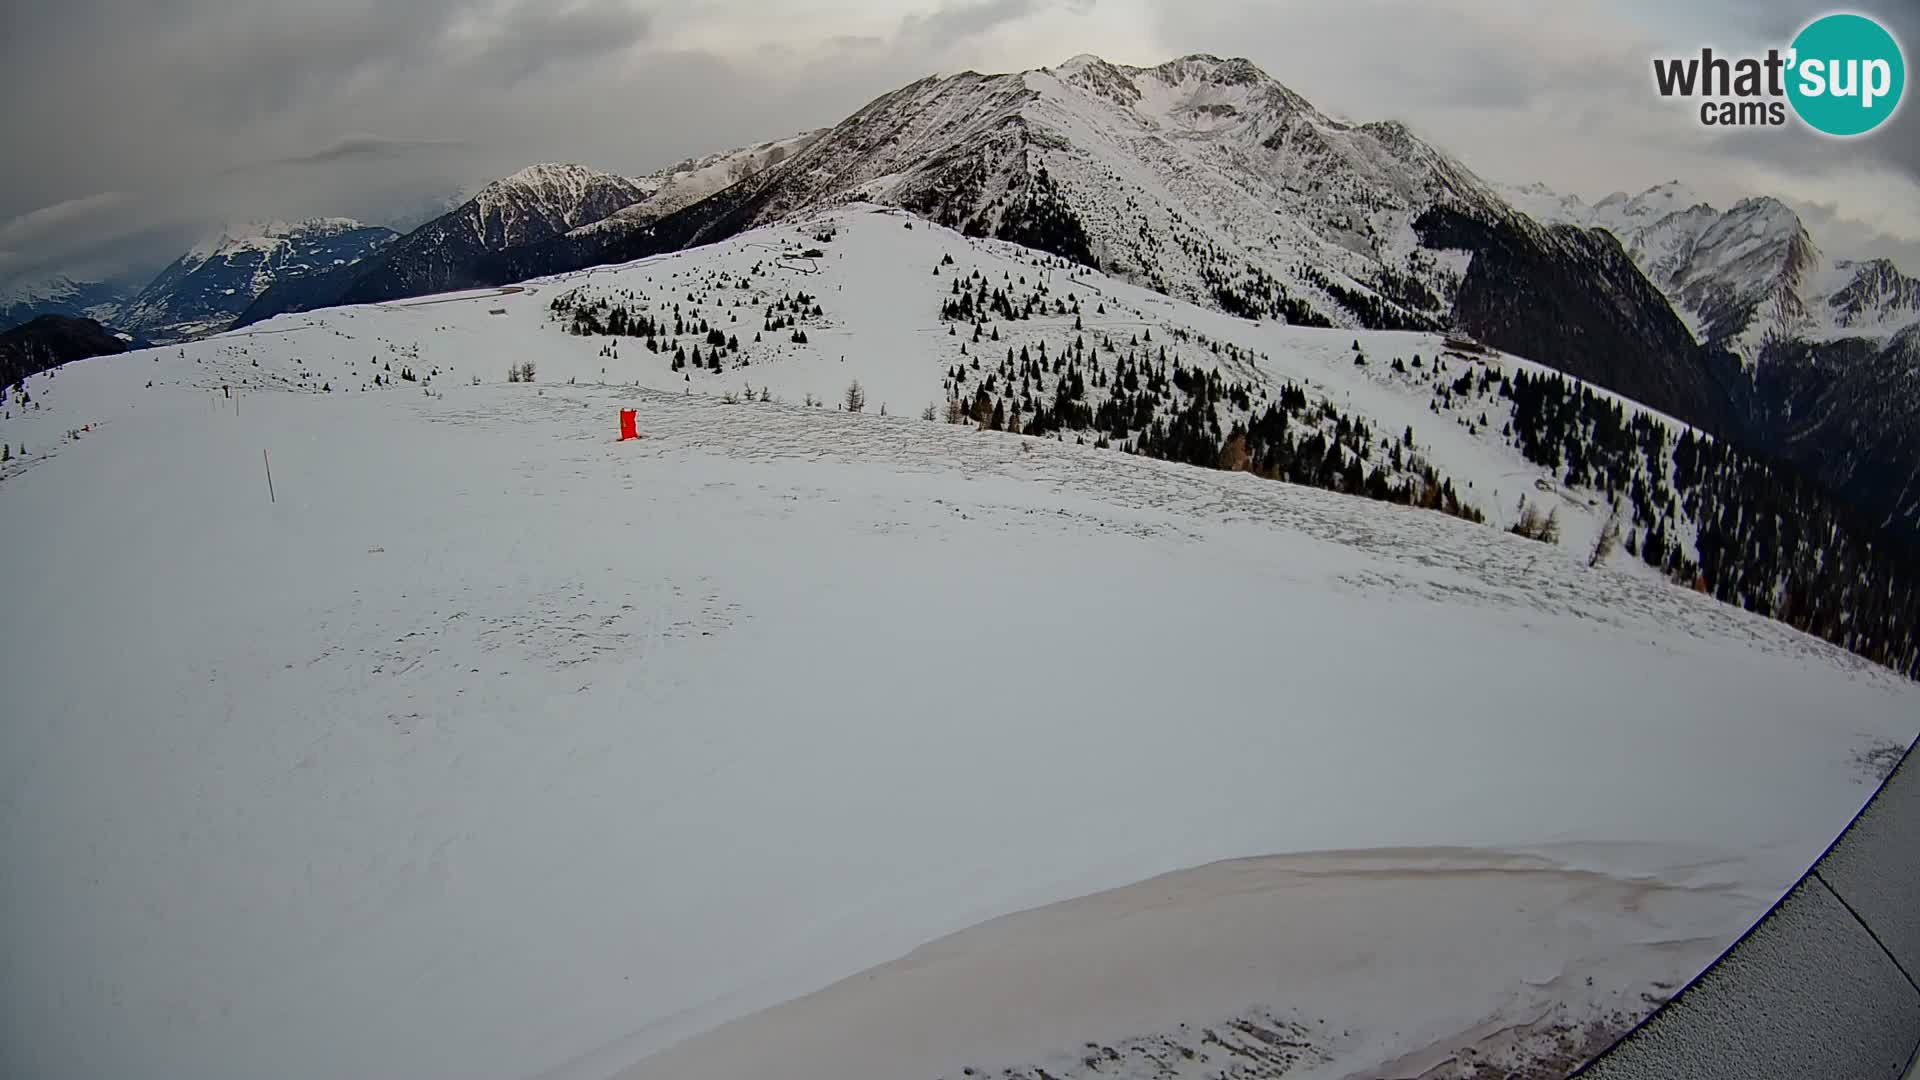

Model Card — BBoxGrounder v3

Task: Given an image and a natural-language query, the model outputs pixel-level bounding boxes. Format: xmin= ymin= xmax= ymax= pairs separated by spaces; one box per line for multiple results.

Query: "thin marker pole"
xmin=263 ymin=449 xmax=276 ymax=504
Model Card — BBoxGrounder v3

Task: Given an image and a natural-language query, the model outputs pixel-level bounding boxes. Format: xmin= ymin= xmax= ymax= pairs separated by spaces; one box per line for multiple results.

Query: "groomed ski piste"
xmin=2 ymin=206 xmax=1916 ymax=1080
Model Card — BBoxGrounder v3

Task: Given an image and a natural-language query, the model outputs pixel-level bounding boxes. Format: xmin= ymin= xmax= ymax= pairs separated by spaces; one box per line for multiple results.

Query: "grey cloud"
xmin=0 ymin=192 xmax=185 ymax=286
xmin=472 ymin=1 xmax=656 ymax=86
xmin=249 ymin=134 xmax=473 ymax=170
xmin=899 ymin=0 xmax=1038 ymax=47
xmin=1789 ymin=197 xmax=1920 ymax=270
xmin=0 ymin=194 xmax=137 ymax=251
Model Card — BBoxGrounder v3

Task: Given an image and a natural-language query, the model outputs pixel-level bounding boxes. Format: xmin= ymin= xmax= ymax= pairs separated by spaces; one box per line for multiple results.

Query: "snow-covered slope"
xmin=4 ymin=206 xmax=1915 ymax=1080
xmin=12 ymin=206 xmax=1898 ymax=622
xmin=574 ymin=131 xmax=828 ymax=237
xmin=0 ymin=274 xmax=130 ymax=330
xmin=118 ymin=219 xmax=397 ymax=342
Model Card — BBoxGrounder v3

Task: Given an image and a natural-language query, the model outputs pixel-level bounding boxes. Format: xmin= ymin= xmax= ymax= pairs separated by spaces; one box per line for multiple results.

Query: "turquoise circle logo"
xmin=1787 ymin=13 xmax=1906 ymax=136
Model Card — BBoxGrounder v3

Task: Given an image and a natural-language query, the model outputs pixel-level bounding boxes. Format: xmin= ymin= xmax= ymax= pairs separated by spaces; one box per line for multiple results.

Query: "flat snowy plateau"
xmin=1 ymin=209 xmax=1915 ymax=1080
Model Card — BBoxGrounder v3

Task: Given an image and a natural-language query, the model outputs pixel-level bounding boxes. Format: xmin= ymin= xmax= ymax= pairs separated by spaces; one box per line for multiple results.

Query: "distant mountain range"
xmin=117 ymin=219 xmax=398 ymax=342
xmin=1501 ymin=179 xmax=1920 ymax=362
xmin=0 ymin=276 xmax=132 ymax=330
xmin=239 ymin=138 xmax=822 ymax=325
xmin=0 ymin=219 xmax=397 ymax=344
xmin=7 ymin=54 xmax=1917 ymax=538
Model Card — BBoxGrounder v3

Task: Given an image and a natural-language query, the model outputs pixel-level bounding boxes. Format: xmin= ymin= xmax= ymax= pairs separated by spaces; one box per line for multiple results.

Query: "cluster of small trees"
xmin=940 ymin=267 xmax=1079 ymax=325
xmin=505 ymin=361 xmax=536 ymax=383
xmin=1298 ymin=265 xmax=1442 ymax=332
xmin=1508 ymin=496 xmax=1563 ymax=544
xmin=935 ymin=320 xmax=1486 ymax=526
xmin=1206 ymin=262 xmax=1333 ymax=327
xmin=547 ymin=281 xmax=826 ymax=380
xmin=950 ymin=165 xmax=1097 ymax=269
xmin=764 ymin=292 xmax=821 ymax=334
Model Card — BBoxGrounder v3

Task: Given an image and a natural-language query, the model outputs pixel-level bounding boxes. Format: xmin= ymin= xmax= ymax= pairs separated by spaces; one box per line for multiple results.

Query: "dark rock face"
xmin=1414 ymin=207 xmax=1748 ymax=438
xmin=1754 ymin=327 xmax=1920 ymax=542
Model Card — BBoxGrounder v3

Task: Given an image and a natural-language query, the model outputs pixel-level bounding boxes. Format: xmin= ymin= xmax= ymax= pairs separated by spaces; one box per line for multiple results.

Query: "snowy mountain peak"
xmin=1052 ymin=52 xmax=1114 ymax=73
xmin=1829 ymin=257 xmax=1920 ymax=329
xmin=186 ymin=218 xmax=382 ymax=263
xmin=1154 ymin=52 xmax=1264 ymax=84
xmin=1603 ymin=181 xmax=1713 ymax=227
xmin=1507 ymin=180 xmax=1850 ymax=358
xmin=1036 ymin=52 xmax=1323 ymax=132
xmin=2 ymin=272 xmax=89 ymax=306
xmin=465 ymin=163 xmax=652 ymax=232
xmin=0 ymin=273 xmax=130 ymax=330
xmin=597 ymin=50 xmax=1517 ymax=337
xmin=488 ymin=162 xmax=623 ymax=195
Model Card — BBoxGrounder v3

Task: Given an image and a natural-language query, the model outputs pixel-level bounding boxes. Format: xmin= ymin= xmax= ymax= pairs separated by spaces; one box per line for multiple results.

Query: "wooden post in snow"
xmin=263 ymin=449 xmax=275 ymax=504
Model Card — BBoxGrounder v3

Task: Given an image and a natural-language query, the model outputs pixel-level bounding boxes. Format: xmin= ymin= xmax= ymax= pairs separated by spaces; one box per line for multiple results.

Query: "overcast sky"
xmin=3 ymin=0 xmax=1916 ymax=286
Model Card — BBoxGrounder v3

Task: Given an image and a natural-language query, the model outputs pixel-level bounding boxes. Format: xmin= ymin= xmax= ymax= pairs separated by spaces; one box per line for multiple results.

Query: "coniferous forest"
xmin=1505 ymin=368 xmax=1919 ymax=677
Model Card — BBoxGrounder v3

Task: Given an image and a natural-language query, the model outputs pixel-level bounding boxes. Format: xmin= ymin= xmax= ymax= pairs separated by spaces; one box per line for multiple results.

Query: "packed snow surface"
xmin=2 ymin=208 xmax=1914 ymax=1080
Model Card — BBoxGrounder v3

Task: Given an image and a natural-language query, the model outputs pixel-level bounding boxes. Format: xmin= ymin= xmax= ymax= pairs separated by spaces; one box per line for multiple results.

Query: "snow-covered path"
xmin=2 ymin=377 xmax=1913 ymax=1080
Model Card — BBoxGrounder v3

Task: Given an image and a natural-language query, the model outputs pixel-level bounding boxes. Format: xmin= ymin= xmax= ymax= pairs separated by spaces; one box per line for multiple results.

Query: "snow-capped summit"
xmin=461 ymin=163 xmax=654 ymax=245
xmin=561 ymin=51 xmax=1521 ymax=334
xmin=183 ymin=217 xmax=387 ymax=263
xmin=0 ymin=273 xmax=129 ymax=330
xmin=1637 ymin=196 xmax=1820 ymax=352
xmin=119 ymin=218 xmax=397 ymax=343
xmin=1827 ymin=257 xmax=1920 ymax=332
xmin=1495 ymin=181 xmax=1591 ymax=226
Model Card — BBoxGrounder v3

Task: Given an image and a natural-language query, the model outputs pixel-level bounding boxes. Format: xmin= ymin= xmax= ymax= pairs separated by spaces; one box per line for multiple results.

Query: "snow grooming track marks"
xmin=541 ymin=387 xmax=1867 ymax=675
xmin=2 ymin=371 xmax=1914 ymax=1080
